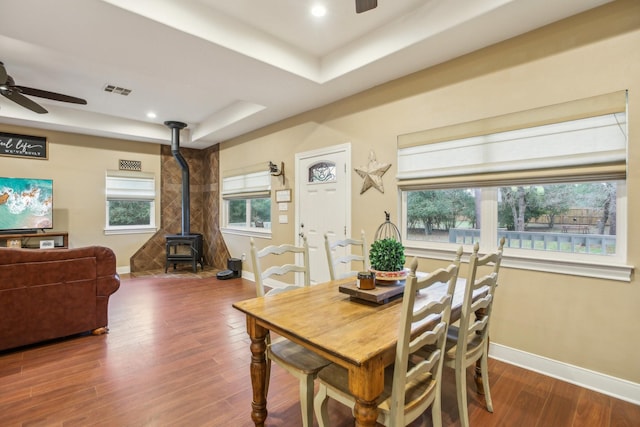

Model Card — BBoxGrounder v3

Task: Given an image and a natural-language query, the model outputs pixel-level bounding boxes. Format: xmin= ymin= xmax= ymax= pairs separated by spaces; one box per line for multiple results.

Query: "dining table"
xmin=232 ymin=274 xmax=478 ymax=427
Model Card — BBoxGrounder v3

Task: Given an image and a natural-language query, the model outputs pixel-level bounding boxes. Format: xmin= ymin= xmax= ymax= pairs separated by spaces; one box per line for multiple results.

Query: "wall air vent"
xmin=104 ymin=84 xmax=132 ymax=96
xmin=119 ymin=159 xmax=142 ymax=171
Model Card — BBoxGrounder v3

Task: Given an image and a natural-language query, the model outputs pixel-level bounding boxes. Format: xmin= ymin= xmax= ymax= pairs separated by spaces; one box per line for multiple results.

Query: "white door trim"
xmin=295 ymin=143 xmax=352 ymax=284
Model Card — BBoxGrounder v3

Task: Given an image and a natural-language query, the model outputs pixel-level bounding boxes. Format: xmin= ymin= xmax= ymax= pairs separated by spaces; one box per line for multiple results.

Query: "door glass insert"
xmin=308 ymin=161 xmax=336 ymax=183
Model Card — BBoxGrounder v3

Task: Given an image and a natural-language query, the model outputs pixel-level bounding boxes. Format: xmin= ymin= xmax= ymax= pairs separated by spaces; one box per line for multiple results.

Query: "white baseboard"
xmin=117 ymin=266 xmax=131 ymax=275
xmin=490 ymin=343 xmax=640 ymax=406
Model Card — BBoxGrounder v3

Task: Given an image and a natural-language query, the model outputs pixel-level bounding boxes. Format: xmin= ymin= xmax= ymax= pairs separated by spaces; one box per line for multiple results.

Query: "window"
xmin=496 ymin=182 xmax=619 ymax=255
xmin=406 ymin=188 xmax=479 ymax=244
xmin=227 ymin=197 xmax=271 ymax=229
xmin=406 ymin=181 xmax=620 ymax=255
xmin=105 ymin=171 xmax=156 ymax=233
xmin=398 ymin=91 xmax=630 ymax=281
xmin=222 ymin=166 xmax=271 ymax=233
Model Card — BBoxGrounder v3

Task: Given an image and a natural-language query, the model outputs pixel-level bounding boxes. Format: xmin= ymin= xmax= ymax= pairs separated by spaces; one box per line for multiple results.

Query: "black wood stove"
xmin=164 ymin=121 xmax=204 ymax=273
xmin=165 ymin=233 xmax=204 ymax=273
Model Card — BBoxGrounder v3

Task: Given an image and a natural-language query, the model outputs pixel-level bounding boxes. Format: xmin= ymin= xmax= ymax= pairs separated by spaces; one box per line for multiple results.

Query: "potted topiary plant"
xmin=369 ymin=237 xmax=407 ymax=283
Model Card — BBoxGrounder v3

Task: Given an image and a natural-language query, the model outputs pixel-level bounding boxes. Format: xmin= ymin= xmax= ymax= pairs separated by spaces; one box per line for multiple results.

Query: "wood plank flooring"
xmin=1 ymin=268 xmax=638 ymax=426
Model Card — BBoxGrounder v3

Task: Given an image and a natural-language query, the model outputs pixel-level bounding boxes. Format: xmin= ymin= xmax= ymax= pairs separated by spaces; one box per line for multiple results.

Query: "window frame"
xmin=397 ymin=91 xmax=632 ymax=281
xmin=222 ymin=196 xmax=272 ymax=237
xmin=104 ymin=171 xmax=157 ymax=235
xmin=400 ymin=182 xmax=630 ymax=281
xmin=221 ymin=166 xmax=272 ymax=237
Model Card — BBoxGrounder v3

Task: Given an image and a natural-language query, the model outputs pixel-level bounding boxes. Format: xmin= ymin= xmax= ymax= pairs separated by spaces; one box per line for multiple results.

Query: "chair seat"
xmin=317 ymin=361 xmax=436 ymax=414
xmin=269 ymin=339 xmax=330 ymax=374
xmin=443 ymin=326 xmax=484 ymax=361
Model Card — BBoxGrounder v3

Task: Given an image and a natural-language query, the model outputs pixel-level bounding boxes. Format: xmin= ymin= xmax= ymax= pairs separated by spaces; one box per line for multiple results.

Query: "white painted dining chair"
xmin=442 ymin=237 xmax=505 ymax=427
xmin=324 ymin=230 xmax=369 ymax=280
xmin=314 ymin=257 xmax=459 ymax=427
xmin=250 ymin=237 xmax=311 ymax=297
xmin=249 ymin=237 xmax=330 ymax=427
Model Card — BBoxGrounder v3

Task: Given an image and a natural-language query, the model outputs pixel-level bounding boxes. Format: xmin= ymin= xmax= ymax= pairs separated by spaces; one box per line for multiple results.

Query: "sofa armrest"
xmin=93 ymin=246 xmax=121 ymax=297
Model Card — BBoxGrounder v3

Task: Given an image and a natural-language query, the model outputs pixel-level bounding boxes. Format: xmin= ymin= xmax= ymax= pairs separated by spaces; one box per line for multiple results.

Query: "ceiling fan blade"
xmin=2 ymin=90 xmax=48 ymax=114
xmin=0 ymin=62 xmax=7 ymax=84
xmin=15 ymin=85 xmax=87 ymax=105
xmin=356 ymin=0 xmax=377 ymax=13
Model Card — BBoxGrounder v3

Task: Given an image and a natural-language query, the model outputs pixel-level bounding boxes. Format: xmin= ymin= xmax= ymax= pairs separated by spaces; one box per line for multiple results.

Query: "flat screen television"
xmin=0 ymin=176 xmax=53 ymax=232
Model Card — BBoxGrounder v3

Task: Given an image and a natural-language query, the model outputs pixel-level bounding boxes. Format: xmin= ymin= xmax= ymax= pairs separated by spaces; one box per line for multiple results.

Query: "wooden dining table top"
xmin=232 ymin=275 xmax=468 ymax=368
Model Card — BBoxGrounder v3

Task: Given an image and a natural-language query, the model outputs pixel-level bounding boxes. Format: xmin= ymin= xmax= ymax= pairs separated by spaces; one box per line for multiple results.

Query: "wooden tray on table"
xmin=338 ymin=271 xmax=428 ymax=305
xmin=339 ymin=280 xmax=406 ymax=305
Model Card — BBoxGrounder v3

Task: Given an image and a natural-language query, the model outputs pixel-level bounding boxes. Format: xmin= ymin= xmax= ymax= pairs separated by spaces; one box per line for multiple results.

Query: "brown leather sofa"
xmin=0 ymin=246 xmax=120 ymax=352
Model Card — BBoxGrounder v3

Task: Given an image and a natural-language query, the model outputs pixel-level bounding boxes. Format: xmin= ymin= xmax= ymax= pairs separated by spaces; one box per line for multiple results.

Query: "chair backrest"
xmin=389 ymin=256 xmax=459 ymax=426
xmin=250 ymin=237 xmax=311 ymax=297
xmin=324 ymin=230 xmax=369 ymax=280
xmin=452 ymin=244 xmax=464 ymax=271
xmin=456 ymin=237 xmax=505 ymax=362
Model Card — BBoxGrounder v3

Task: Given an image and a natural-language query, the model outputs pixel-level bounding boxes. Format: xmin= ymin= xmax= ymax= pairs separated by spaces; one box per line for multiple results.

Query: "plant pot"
xmin=370 ymin=268 xmax=410 ymax=284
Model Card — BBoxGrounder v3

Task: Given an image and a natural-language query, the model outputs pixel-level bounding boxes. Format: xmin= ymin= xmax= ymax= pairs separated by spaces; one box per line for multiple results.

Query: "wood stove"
xmin=165 ymin=233 xmax=204 ymax=273
xmin=164 ymin=120 xmax=205 ymax=273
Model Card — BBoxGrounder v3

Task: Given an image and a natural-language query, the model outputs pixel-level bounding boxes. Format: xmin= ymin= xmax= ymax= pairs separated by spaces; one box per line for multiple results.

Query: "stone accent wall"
xmin=129 ymin=144 xmax=229 ymax=272
xmin=201 ymin=145 xmax=230 ymax=269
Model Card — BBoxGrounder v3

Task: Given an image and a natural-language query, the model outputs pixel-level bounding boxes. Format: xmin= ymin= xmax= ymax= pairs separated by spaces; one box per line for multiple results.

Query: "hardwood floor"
xmin=1 ymin=268 xmax=638 ymax=426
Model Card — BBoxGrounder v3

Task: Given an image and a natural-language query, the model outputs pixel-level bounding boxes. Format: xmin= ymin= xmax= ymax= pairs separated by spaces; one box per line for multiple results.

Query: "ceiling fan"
xmin=0 ymin=61 xmax=87 ymax=114
xmin=356 ymin=0 xmax=378 ymax=14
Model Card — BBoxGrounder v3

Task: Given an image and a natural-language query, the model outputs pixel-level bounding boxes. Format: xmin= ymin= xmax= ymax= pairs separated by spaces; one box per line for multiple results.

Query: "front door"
xmin=296 ymin=144 xmax=351 ymax=284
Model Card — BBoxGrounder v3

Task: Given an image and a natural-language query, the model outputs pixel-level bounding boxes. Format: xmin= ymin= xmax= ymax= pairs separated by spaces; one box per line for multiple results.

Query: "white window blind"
xmin=397 ymin=91 xmax=627 ymax=188
xmin=106 ymin=171 xmax=156 ymax=201
xmin=222 ymin=165 xmax=271 ymax=198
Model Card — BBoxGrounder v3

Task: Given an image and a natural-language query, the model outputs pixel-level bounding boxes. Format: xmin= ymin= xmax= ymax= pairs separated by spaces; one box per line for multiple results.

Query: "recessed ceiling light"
xmin=311 ymin=4 xmax=327 ymax=17
xmin=146 ymin=112 xmax=157 ymax=119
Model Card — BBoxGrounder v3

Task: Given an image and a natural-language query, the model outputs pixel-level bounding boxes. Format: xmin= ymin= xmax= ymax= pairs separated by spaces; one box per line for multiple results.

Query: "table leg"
xmin=247 ymin=316 xmax=269 ymax=427
xmin=353 ymin=399 xmax=379 ymax=427
xmin=348 ymin=359 xmax=384 ymax=427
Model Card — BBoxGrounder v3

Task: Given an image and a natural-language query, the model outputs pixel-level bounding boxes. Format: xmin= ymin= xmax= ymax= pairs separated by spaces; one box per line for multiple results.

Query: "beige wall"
xmin=220 ymin=0 xmax=640 ymax=384
xmin=0 ymin=124 xmax=161 ymax=271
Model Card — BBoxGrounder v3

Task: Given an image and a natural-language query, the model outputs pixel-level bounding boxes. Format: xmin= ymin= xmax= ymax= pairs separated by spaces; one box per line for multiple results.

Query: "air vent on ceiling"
xmin=104 ymin=84 xmax=132 ymax=96
xmin=119 ymin=159 xmax=142 ymax=171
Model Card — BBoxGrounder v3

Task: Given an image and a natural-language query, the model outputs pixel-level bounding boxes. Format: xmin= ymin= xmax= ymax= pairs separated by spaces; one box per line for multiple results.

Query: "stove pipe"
xmin=165 ymin=120 xmax=190 ymax=236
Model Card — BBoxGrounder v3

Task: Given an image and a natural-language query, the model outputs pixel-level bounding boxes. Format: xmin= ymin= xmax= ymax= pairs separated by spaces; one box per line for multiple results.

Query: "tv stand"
xmin=0 ymin=231 xmax=68 ymax=249
xmin=0 ymin=229 xmax=38 ymax=235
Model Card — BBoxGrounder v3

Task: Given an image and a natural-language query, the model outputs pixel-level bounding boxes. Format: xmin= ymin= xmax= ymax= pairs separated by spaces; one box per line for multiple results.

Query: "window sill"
xmin=405 ymin=245 xmax=634 ymax=282
xmin=104 ymin=226 xmax=157 ymax=235
xmin=221 ymin=227 xmax=272 ymax=239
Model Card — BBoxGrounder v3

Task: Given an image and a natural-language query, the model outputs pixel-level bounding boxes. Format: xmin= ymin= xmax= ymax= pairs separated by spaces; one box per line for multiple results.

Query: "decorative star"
xmin=355 ymin=150 xmax=391 ymax=194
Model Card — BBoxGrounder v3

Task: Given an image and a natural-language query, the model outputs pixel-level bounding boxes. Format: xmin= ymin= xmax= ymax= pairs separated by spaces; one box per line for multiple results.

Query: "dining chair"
xmin=314 ymin=257 xmax=460 ymax=427
xmin=249 ymin=237 xmax=330 ymax=427
xmin=324 ymin=230 xmax=369 ymax=280
xmin=250 ymin=237 xmax=313 ymax=297
xmin=443 ymin=237 xmax=505 ymax=427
